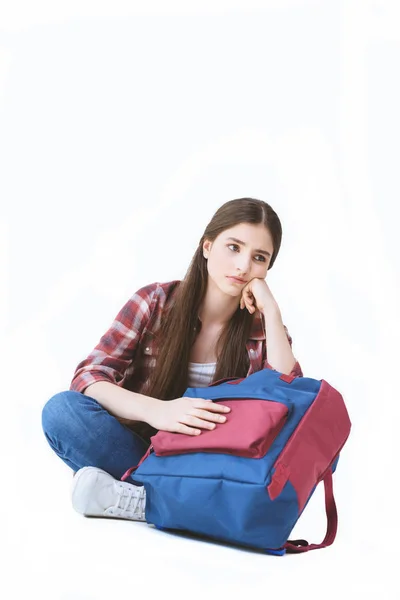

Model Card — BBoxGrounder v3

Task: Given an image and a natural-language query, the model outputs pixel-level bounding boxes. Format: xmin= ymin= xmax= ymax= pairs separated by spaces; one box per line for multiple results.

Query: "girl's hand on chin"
xmin=239 ymin=278 xmax=279 ymax=315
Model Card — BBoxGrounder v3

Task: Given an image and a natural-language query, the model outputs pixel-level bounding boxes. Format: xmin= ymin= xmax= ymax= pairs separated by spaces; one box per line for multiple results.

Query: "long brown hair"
xmin=144 ymin=197 xmax=282 ymax=402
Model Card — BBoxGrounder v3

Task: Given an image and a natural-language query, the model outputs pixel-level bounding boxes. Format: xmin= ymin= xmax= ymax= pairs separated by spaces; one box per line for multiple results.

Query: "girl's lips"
xmin=227 ymin=276 xmax=246 ymax=284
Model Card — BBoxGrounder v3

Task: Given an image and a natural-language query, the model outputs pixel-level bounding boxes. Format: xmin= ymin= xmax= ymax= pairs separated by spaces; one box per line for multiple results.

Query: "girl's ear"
xmin=202 ymin=240 xmax=212 ymax=257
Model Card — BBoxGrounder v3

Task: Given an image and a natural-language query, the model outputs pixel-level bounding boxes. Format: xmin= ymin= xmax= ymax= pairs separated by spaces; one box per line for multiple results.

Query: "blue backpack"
xmin=121 ymin=368 xmax=351 ymax=555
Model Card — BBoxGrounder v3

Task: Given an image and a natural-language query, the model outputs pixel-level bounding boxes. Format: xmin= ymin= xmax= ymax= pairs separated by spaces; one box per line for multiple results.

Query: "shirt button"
xmin=145 ymin=347 xmax=150 ymax=352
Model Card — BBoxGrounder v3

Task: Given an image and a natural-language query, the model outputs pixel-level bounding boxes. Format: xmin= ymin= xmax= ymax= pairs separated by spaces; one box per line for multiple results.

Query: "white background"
xmin=1 ymin=1 xmax=399 ymax=598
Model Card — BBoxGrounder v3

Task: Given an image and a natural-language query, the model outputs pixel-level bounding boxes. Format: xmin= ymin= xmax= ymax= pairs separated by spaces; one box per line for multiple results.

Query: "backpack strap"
xmin=284 ymin=468 xmax=338 ymax=553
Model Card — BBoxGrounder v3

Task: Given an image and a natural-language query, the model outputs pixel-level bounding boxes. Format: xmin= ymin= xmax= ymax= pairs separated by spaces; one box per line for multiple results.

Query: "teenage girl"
xmin=41 ymin=197 xmax=302 ymax=521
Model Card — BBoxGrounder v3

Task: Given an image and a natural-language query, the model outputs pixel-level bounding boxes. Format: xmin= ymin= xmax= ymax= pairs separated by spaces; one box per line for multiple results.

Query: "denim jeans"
xmin=41 ymin=390 xmax=150 ymax=484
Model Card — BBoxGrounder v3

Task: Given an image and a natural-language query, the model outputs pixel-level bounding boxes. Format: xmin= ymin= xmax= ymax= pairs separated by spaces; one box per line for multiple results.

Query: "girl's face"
xmin=202 ymin=222 xmax=274 ymax=297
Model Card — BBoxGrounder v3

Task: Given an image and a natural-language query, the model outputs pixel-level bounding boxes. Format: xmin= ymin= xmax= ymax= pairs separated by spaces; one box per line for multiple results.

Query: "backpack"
xmin=121 ymin=368 xmax=351 ymax=555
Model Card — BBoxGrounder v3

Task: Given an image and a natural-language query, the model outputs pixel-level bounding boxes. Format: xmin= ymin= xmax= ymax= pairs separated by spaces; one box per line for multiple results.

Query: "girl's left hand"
xmin=239 ymin=278 xmax=279 ymax=314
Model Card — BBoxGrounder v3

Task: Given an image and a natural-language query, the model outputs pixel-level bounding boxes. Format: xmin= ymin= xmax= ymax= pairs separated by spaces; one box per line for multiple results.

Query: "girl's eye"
xmin=227 ymin=244 xmax=266 ymax=262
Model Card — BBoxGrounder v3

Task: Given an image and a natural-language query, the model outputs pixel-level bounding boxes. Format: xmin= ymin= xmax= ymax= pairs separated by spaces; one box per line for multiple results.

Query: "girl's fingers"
xmin=240 ymin=295 xmax=255 ymax=313
xmin=244 ymin=300 xmax=254 ymax=313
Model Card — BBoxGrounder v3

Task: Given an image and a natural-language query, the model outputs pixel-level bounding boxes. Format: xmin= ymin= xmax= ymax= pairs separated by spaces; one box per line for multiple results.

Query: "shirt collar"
xmin=249 ymin=310 xmax=266 ymax=340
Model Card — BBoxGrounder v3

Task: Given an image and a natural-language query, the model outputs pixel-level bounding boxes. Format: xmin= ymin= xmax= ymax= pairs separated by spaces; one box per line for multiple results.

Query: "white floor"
xmin=3 ymin=412 xmax=396 ymax=600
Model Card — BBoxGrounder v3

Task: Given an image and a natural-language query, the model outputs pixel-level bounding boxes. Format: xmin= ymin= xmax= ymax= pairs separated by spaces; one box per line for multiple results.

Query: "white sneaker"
xmin=71 ymin=466 xmax=146 ymax=521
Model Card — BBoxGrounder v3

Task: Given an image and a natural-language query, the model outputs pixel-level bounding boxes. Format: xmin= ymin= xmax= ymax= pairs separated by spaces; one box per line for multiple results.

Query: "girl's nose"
xmin=237 ymin=257 xmax=251 ymax=273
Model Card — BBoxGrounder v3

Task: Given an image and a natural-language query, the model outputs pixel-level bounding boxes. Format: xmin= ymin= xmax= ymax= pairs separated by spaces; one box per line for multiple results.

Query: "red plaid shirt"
xmin=69 ymin=280 xmax=303 ymax=441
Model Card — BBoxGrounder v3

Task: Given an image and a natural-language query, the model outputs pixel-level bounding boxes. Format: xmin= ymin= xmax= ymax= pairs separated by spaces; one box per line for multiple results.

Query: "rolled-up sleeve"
xmin=262 ymin=324 xmax=303 ymax=377
xmin=69 ymin=282 xmax=159 ymax=394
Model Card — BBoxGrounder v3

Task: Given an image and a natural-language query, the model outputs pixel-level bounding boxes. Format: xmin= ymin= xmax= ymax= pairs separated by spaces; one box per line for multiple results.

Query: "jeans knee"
xmin=41 ymin=391 xmax=79 ymax=438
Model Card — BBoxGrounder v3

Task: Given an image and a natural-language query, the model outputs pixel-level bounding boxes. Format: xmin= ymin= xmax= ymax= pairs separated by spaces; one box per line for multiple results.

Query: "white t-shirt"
xmin=187 ymin=361 xmax=217 ymax=387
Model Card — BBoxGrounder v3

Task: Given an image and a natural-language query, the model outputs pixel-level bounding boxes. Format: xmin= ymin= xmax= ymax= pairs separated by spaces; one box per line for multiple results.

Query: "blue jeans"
xmin=41 ymin=390 xmax=150 ymax=484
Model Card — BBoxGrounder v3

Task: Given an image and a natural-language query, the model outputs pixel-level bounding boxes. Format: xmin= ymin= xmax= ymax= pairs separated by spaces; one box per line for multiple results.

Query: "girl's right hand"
xmin=147 ymin=396 xmax=231 ymax=436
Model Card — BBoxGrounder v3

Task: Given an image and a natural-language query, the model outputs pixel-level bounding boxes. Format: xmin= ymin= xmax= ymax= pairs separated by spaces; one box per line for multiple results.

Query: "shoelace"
xmin=114 ymin=483 xmax=145 ymax=517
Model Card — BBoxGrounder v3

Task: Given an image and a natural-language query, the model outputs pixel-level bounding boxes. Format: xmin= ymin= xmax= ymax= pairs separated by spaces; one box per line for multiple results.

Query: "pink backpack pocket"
xmin=151 ymin=399 xmax=289 ymax=458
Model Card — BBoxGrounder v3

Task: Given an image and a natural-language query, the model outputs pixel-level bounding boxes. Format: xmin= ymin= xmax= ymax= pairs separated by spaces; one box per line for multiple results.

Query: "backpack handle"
xmin=284 ymin=468 xmax=338 ymax=553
